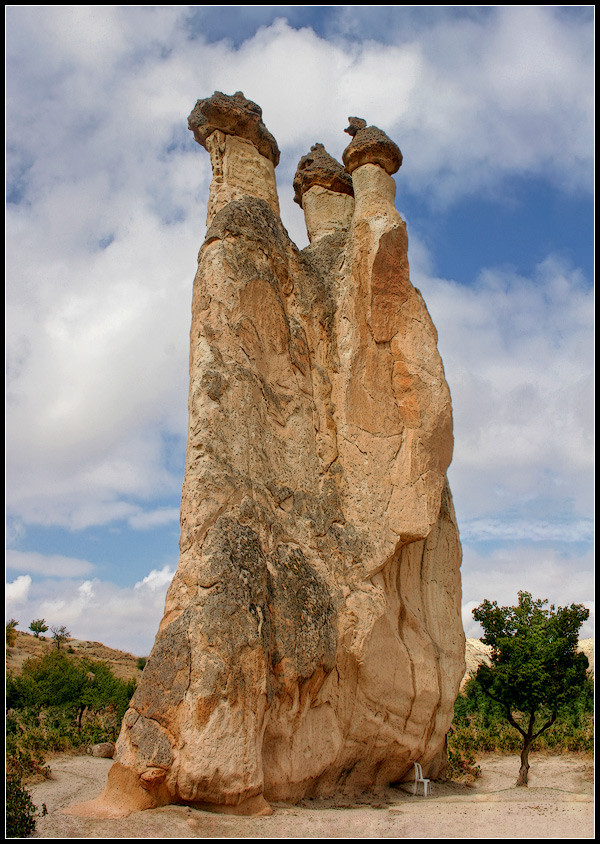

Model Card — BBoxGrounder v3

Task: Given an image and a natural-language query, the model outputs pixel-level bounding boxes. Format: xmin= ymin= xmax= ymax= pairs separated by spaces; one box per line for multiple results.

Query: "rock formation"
xmin=80 ymin=91 xmax=465 ymax=817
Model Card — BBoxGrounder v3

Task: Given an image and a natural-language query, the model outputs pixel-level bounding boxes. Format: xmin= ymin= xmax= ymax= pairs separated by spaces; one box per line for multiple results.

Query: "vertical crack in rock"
xmin=92 ymin=93 xmax=465 ymax=817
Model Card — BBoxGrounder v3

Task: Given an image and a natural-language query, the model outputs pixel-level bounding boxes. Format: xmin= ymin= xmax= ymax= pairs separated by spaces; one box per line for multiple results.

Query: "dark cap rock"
xmin=293 ymin=144 xmax=354 ymax=206
xmin=188 ymin=91 xmax=280 ymax=166
xmin=342 ymin=118 xmax=402 ymax=175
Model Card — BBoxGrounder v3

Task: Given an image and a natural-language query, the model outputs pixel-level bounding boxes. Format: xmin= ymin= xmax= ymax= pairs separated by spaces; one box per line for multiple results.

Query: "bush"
xmin=5 ymin=777 xmax=47 ymax=838
xmin=6 ymin=619 xmax=19 ymax=648
xmin=446 ymin=739 xmax=481 ymax=782
xmin=6 ymin=652 xmax=136 ymax=782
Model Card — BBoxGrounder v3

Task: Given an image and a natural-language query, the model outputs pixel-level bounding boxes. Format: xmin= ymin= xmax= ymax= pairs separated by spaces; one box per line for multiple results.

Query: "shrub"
xmin=6 ymin=619 xmax=19 ymax=647
xmin=6 ymin=652 xmax=137 ymax=782
xmin=446 ymin=738 xmax=481 ymax=782
xmin=5 ymin=777 xmax=47 ymax=838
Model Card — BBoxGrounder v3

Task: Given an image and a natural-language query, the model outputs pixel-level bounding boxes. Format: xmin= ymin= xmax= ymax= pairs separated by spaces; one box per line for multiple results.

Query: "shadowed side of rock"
xmin=83 ymin=92 xmax=465 ymax=818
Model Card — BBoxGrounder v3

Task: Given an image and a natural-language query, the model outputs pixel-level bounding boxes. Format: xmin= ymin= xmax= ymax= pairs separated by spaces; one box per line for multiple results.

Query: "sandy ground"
xmin=27 ymin=752 xmax=593 ymax=839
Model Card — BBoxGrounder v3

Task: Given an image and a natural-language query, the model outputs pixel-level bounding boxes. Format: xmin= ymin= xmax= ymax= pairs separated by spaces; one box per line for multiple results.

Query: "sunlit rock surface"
xmin=93 ymin=91 xmax=465 ymax=817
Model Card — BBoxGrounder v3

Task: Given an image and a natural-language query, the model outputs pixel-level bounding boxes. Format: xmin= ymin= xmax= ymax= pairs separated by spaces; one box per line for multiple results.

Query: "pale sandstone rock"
xmin=88 ymin=92 xmax=465 ymax=817
xmin=204 ymin=131 xmax=280 ymax=226
xmin=90 ymin=742 xmax=116 ymax=759
xmin=301 ymin=185 xmax=355 ymax=243
xmin=293 ymin=142 xmax=354 ymax=204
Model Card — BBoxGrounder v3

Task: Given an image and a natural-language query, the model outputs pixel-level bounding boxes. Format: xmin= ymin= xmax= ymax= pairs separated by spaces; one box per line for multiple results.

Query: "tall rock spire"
xmin=188 ymin=90 xmax=281 ymax=225
xmin=71 ymin=93 xmax=464 ymax=819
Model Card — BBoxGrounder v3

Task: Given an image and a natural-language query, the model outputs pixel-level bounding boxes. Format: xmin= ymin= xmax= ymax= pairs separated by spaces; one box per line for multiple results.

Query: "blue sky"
xmin=6 ymin=6 xmax=594 ymax=655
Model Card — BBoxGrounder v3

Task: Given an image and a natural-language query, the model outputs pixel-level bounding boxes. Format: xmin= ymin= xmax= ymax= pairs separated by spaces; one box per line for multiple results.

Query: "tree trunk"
xmin=516 ymin=713 xmax=536 ymax=786
xmin=516 ymin=738 xmax=531 ymax=786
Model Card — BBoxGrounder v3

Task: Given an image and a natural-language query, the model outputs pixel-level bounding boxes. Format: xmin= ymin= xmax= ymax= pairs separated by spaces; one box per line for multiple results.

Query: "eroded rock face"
xmin=96 ymin=93 xmax=465 ymax=816
xmin=293 ymin=143 xmax=354 ymax=205
xmin=188 ymin=90 xmax=280 ymax=165
xmin=343 ymin=116 xmax=403 ymax=175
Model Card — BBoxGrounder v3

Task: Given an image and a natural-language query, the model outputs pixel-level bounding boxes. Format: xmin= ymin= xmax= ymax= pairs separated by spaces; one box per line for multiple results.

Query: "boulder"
xmin=90 ymin=743 xmax=115 ymax=759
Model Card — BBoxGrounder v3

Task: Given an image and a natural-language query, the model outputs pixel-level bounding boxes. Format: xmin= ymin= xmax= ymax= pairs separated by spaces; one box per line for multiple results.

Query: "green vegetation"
xmin=448 ymin=672 xmax=593 ymax=780
xmin=29 ymin=619 xmax=49 ymax=639
xmin=6 ymin=619 xmax=19 ymax=647
xmin=50 ymin=624 xmax=71 ymax=650
xmin=6 ymin=777 xmax=47 ymax=838
xmin=447 ymin=592 xmax=593 ymax=785
xmin=6 ymin=649 xmax=137 ymax=835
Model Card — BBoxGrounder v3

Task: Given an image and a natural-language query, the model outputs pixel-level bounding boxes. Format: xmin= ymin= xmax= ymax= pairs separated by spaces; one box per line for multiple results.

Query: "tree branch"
xmin=532 ymin=711 xmax=557 ymax=741
xmin=479 ymin=686 xmax=526 ymax=737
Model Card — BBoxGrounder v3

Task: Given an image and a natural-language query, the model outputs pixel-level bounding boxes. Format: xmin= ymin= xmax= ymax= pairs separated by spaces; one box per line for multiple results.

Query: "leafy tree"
xmin=50 ymin=624 xmax=71 ymax=650
xmin=79 ymin=658 xmax=137 ymax=720
xmin=6 ymin=618 xmax=19 ymax=647
xmin=472 ymin=590 xmax=589 ymax=786
xmin=29 ymin=618 xmax=49 ymax=639
xmin=7 ymin=651 xmax=137 ymax=720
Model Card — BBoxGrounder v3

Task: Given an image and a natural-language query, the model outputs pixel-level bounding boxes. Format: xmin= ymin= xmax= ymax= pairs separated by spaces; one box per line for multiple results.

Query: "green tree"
xmin=472 ymin=591 xmax=589 ymax=786
xmin=29 ymin=618 xmax=49 ymax=639
xmin=10 ymin=650 xmax=87 ymax=709
xmin=50 ymin=624 xmax=71 ymax=650
xmin=6 ymin=619 xmax=19 ymax=647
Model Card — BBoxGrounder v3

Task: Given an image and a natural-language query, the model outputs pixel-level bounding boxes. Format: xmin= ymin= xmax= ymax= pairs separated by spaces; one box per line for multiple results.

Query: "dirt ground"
xmin=27 ymin=752 xmax=593 ymax=839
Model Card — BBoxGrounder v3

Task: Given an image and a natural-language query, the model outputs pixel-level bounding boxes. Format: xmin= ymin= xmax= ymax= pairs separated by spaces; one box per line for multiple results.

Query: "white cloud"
xmin=8 ymin=569 xmax=175 ymax=655
xmin=128 ymin=508 xmax=180 ymax=530
xmin=135 ymin=565 xmax=176 ymax=592
xmin=6 ymin=575 xmax=33 ymax=605
xmin=460 ymin=518 xmax=593 ymax=544
xmin=6 ymin=550 xmax=95 ymax=578
xmin=460 ymin=544 xmax=594 ymax=639
xmin=413 ymin=255 xmax=593 ymax=527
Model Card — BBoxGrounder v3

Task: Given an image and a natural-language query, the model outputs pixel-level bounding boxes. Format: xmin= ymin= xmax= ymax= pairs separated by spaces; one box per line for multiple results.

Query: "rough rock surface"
xmin=84 ymin=91 xmax=465 ymax=818
xmin=342 ymin=116 xmax=403 ymax=175
xmin=90 ymin=743 xmax=116 ymax=759
xmin=293 ymin=143 xmax=354 ymax=205
xmin=188 ymin=90 xmax=280 ymax=165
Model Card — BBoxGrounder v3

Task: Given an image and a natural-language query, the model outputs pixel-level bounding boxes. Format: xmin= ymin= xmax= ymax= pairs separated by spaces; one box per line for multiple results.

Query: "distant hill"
xmin=462 ymin=637 xmax=594 ymax=687
xmin=5 ymin=630 xmax=143 ymax=682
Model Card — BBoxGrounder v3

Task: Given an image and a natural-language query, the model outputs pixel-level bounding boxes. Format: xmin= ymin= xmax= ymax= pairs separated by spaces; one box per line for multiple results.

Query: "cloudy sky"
xmin=6 ymin=6 xmax=594 ymax=655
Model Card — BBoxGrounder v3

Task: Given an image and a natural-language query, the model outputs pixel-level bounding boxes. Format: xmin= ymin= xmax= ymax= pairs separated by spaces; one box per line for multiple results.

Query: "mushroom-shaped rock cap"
xmin=342 ymin=117 xmax=402 ymax=175
xmin=293 ymin=143 xmax=354 ymax=206
xmin=188 ymin=91 xmax=280 ymax=166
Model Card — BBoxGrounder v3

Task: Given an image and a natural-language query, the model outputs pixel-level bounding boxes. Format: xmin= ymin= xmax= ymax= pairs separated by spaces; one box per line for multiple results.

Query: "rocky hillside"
xmin=5 ymin=630 xmax=143 ymax=682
